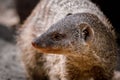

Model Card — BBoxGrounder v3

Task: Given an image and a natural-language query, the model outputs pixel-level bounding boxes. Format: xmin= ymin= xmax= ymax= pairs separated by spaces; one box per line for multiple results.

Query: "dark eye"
xmin=66 ymin=13 xmax=72 ymax=16
xmin=51 ymin=32 xmax=65 ymax=41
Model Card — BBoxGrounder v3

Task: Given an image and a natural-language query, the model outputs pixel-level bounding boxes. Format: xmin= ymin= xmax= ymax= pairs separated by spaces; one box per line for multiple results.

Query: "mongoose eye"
xmin=66 ymin=13 xmax=72 ymax=16
xmin=51 ymin=32 xmax=66 ymax=41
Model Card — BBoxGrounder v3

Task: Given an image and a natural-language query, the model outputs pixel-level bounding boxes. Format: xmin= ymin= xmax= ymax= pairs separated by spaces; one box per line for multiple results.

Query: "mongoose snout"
xmin=32 ymin=38 xmax=46 ymax=49
xmin=32 ymin=36 xmax=62 ymax=53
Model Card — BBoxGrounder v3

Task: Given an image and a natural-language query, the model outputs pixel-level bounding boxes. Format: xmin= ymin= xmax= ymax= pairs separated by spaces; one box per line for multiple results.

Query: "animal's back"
xmin=17 ymin=0 xmax=116 ymax=80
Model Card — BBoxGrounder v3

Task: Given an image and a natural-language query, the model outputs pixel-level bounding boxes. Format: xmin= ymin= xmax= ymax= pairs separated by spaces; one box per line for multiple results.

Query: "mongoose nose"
xmin=32 ymin=41 xmax=36 ymax=48
xmin=32 ymin=41 xmax=35 ymax=46
xmin=32 ymin=40 xmax=39 ymax=48
xmin=32 ymin=39 xmax=46 ymax=48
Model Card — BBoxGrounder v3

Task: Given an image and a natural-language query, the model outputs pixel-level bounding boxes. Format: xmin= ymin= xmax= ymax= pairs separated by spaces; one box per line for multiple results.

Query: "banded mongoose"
xmin=17 ymin=0 xmax=117 ymax=80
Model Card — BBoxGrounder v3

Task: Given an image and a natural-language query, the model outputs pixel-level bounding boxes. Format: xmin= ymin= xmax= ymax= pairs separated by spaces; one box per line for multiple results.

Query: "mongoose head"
xmin=32 ymin=13 xmax=115 ymax=55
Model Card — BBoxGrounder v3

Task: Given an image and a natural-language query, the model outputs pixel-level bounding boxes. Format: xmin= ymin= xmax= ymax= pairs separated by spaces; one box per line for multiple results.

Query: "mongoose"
xmin=17 ymin=0 xmax=117 ymax=80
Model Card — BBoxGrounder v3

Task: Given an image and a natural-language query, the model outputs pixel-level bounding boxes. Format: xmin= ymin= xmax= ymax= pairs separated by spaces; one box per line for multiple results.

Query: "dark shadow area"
xmin=0 ymin=24 xmax=16 ymax=43
xmin=14 ymin=0 xmax=39 ymax=23
xmin=117 ymin=49 xmax=120 ymax=70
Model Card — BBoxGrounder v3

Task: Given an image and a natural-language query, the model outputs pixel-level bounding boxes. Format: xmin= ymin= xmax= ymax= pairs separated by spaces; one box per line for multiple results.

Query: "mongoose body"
xmin=17 ymin=0 xmax=117 ymax=80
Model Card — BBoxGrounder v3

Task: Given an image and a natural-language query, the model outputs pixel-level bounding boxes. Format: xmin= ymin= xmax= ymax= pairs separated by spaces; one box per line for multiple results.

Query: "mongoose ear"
xmin=80 ymin=23 xmax=94 ymax=43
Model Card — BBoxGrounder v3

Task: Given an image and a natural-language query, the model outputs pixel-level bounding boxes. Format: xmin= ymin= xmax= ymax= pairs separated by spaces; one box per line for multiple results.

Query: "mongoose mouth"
xmin=32 ymin=41 xmax=64 ymax=54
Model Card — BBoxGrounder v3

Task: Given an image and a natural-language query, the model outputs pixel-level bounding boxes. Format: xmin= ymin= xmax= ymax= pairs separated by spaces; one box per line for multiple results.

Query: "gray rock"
xmin=0 ymin=39 xmax=26 ymax=80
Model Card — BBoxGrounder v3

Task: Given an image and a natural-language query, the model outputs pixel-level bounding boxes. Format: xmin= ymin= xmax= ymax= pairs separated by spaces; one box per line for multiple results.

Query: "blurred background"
xmin=0 ymin=0 xmax=119 ymax=80
xmin=0 ymin=0 xmax=39 ymax=79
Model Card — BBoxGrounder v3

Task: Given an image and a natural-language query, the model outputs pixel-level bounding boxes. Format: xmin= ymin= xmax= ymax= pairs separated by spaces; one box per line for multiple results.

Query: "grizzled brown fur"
xmin=17 ymin=0 xmax=117 ymax=80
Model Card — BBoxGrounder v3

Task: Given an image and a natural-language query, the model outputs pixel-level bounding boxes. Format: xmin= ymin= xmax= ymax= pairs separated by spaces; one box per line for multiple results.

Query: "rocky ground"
xmin=0 ymin=0 xmax=26 ymax=79
xmin=0 ymin=15 xmax=26 ymax=80
xmin=0 ymin=39 xmax=26 ymax=80
xmin=0 ymin=9 xmax=26 ymax=80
